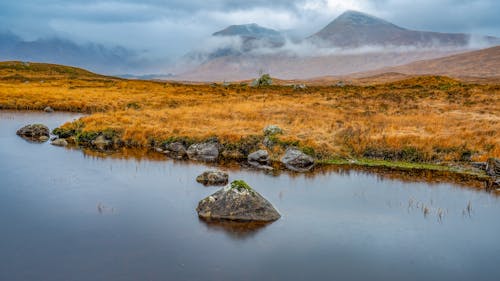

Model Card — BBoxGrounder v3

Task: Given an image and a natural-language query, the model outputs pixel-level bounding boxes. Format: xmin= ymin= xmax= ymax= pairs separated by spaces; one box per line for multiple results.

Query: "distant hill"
xmin=308 ymin=10 xmax=498 ymax=48
xmin=0 ymin=61 xmax=112 ymax=80
xmin=0 ymin=31 xmax=155 ymax=74
xmin=353 ymin=46 xmax=500 ymax=79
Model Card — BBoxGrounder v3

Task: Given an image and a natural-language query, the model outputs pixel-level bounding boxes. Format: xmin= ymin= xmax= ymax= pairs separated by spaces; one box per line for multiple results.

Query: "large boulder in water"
xmin=16 ymin=124 xmax=50 ymax=142
xmin=196 ymin=170 xmax=229 ymax=186
xmin=280 ymin=147 xmax=315 ymax=172
xmin=187 ymin=142 xmax=219 ymax=162
xmin=196 ymin=180 xmax=280 ymax=222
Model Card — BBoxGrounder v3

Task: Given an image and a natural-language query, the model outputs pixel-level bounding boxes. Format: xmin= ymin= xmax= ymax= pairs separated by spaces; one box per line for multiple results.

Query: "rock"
xmin=187 ymin=142 xmax=219 ymax=162
xmin=43 ymin=106 xmax=54 ymax=113
xmin=196 ymin=180 xmax=280 ymax=222
xmin=248 ymin=150 xmax=273 ymax=170
xmin=155 ymin=147 xmax=164 ymax=153
xmin=263 ymin=125 xmax=283 ymax=136
xmin=486 ymin=158 xmax=500 ymax=177
xmin=336 ymin=81 xmax=345 ymax=87
xmin=92 ymin=135 xmax=111 ymax=149
xmin=16 ymin=124 xmax=50 ymax=142
xmin=51 ymin=138 xmax=68 ymax=146
xmin=280 ymin=147 xmax=315 ymax=172
xmin=196 ymin=170 xmax=229 ymax=186
xmin=164 ymin=142 xmax=187 ymax=159
xmin=292 ymin=84 xmax=307 ymax=90
xmin=471 ymin=162 xmax=487 ymax=170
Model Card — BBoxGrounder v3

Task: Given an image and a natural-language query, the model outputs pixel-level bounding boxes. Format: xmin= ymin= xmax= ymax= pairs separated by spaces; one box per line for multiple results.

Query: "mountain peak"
xmin=309 ymin=10 xmax=471 ymax=48
xmin=212 ymin=23 xmax=282 ymax=38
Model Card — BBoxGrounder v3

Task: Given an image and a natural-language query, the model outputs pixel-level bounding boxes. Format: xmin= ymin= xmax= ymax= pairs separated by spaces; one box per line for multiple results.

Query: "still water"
xmin=1 ymin=111 xmax=499 ymax=281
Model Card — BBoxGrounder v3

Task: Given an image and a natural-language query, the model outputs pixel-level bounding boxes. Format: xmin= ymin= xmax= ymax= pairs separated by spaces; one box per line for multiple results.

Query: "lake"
xmin=1 ymin=110 xmax=499 ymax=281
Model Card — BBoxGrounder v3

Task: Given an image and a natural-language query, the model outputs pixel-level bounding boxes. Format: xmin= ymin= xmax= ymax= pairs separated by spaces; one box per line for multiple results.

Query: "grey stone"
xmin=51 ymin=138 xmax=68 ymax=146
xmin=196 ymin=180 xmax=280 ymax=222
xmin=43 ymin=106 xmax=54 ymax=113
xmin=196 ymin=170 xmax=229 ymax=186
xmin=92 ymin=135 xmax=111 ymax=149
xmin=16 ymin=124 xmax=50 ymax=142
xmin=280 ymin=147 xmax=315 ymax=172
xmin=248 ymin=150 xmax=273 ymax=170
xmin=486 ymin=158 xmax=500 ymax=177
xmin=187 ymin=142 xmax=219 ymax=162
xmin=263 ymin=125 xmax=283 ymax=136
xmin=164 ymin=142 xmax=187 ymax=159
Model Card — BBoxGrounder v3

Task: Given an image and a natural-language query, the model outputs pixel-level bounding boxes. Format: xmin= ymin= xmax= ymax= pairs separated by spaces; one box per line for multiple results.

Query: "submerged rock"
xmin=248 ymin=150 xmax=272 ymax=170
xmin=196 ymin=170 xmax=229 ymax=186
xmin=196 ymin=180 xmax=280 ymax=222
xmin=280 ymin=147 xmax=315 ymax=172
xmin=164 ymin=142 xmax=187 ymax=159
xmin=51 ymin=138 xmax=68 ymax=146
xmin=43 ymin=106 xmax=54 ymax=113
xmin=187 ymin=142 xmax=219 ymax=162
xmin=486 ymin=158 xmax=500 ymax=177
xmin=16 ymin=124 xmax=50 ymax=142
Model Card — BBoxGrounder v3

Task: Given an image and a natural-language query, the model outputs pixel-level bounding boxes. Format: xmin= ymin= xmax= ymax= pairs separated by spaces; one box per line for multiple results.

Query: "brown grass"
xmin=0 ymin=61 xmax=499 ymax=162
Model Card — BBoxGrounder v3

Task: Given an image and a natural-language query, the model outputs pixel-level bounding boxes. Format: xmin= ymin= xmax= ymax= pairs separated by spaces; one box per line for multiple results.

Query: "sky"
xmin=1 ymin=0 xmax=499 ymax=59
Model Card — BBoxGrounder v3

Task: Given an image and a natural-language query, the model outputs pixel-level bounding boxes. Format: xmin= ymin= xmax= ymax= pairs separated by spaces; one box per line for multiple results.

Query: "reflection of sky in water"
xmin=1 ymin=110 xmax=499 ymax=281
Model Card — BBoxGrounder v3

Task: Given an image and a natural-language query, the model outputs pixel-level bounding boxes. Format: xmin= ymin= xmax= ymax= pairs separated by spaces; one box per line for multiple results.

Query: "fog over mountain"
xmin=1 ymin=0 xmax=499 ymax=77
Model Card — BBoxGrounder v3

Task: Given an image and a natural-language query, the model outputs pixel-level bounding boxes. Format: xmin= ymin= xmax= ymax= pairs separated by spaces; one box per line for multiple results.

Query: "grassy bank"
xmin=1 ymin=61 xmax=499 ymax=173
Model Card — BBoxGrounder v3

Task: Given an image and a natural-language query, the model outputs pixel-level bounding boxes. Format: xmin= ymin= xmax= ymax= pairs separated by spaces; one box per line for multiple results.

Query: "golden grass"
xmin=0 ymin=62 xmax=499 ymax=162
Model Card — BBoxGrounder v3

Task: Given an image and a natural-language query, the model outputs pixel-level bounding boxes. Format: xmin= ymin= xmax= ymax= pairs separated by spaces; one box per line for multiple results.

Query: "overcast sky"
xmin=1 ymin=0 xmax=499 ymax=59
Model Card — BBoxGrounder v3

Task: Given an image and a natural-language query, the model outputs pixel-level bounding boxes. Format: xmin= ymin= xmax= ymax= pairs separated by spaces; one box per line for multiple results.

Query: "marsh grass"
xmin=0 ymin=62 xmax=499 ymax=164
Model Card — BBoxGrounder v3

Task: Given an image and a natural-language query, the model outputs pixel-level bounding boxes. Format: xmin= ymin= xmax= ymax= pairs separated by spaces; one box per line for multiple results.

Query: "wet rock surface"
xmin=280 ymin=147 xmax=315 ymax=172
xmin=196 ymin=170 xmax=229 ymax=186
xmin=51 ymin=138 xmax=68 ymax=146
xmin=486 ymin=158 xmax=500 ymax=177
xmin=164 ymin=142 xmax=187 ymax=159
xmin=187 ymin=142 xmax=219 ymax=162
xmin=43 ymin=106 xmax=54 ymax=113
xmin=196 ymin=180 xmax=280 ymax=222
xmin=248 ymin=150 xmax=272 ymax=170
xmin=16 ymin=124 xmax=50 ymax=142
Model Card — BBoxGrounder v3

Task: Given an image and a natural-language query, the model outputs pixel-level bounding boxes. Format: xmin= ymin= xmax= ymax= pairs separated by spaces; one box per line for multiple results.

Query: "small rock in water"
xmin=43 ymin=106 xmax=54 ymax=113
xmin=51 ymin=138 xmax=68 ymax=146
xmin=196 ymin=170 xmax=229 ymax=186
xmin=196 ymin=180 xmax=281 ymax=221
xmin=486 ymin=158 xmax=500 ymax=177
xmin=92 ymin=135 xmax=111 ymax=149
xmin=248 ymin=150 xmax=273 ymax=170
xmin=187 ymin=142 xmax=219 ymax=162
xmin=164 ymin=142 xmax=187 ymax=159
xmin=16 ymin=124 xmax=50 ymax=142
xmin=280 ymin=147 xmax=315 ymax=172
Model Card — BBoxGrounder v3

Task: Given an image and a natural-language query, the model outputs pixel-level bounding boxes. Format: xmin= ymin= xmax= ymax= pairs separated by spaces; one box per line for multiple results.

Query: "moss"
xmin=230 ymin=180 xmax=254 ymax=193
xmin=76 ymin=131 xmax=99 ymax=143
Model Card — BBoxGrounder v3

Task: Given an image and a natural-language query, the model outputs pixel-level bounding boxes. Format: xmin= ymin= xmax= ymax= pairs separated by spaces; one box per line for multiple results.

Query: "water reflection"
xmin=198 ymin=218 xmax=272 ymax=240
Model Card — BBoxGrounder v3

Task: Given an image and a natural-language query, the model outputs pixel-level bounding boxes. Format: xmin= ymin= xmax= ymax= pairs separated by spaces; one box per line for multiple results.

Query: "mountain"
xmin=308 ymin=10 xmax=497 ymax=48
xmin=353 ymin=46 xmax=500 ymax=79
xmin=0 ymin=31 xmax=161 ymax=74
xmin=177 ymin=10 xmax=499 ymax=81
xmin=183 ymin=23 xmax=285 ymax=64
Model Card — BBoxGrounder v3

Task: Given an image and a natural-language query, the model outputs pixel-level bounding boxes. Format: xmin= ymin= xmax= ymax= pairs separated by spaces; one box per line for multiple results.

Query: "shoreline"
xmin=3 ymin=108 xmax=495 ymax=188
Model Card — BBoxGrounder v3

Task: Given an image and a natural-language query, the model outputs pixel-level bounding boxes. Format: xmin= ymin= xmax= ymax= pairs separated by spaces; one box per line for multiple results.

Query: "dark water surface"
xmin=1 ymin=111 xmax=500 ymax=281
